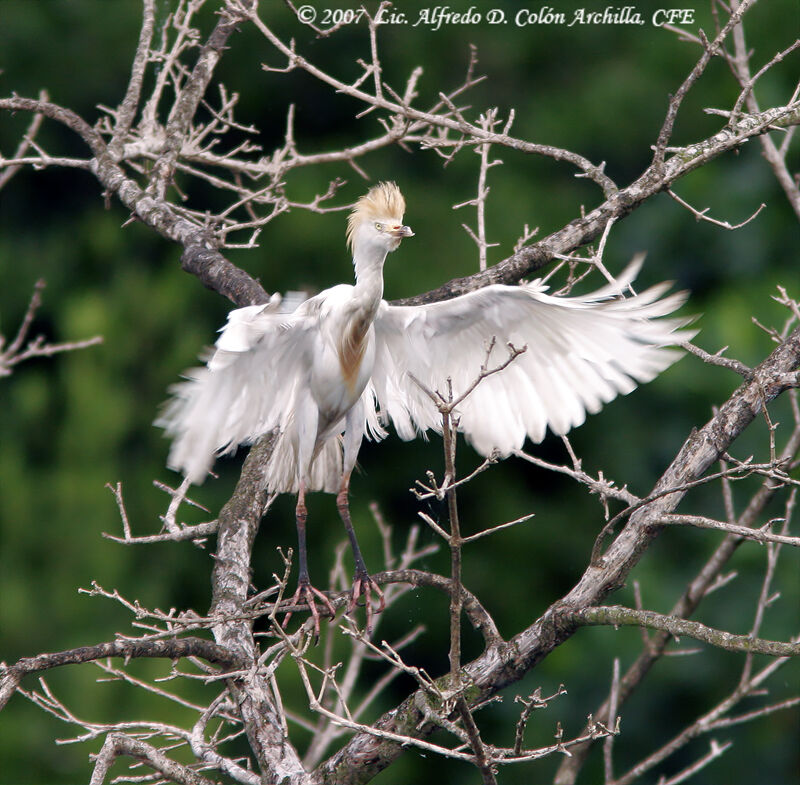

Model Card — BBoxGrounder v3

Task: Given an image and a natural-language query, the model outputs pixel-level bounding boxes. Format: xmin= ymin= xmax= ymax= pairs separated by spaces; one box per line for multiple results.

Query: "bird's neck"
xmin=351 ymin=246 xmax=386 ymax=316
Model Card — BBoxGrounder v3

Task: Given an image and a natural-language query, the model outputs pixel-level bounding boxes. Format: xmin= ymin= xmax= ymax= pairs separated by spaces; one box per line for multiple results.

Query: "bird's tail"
xmin=264 ymin=425 xmax=343 ymax=494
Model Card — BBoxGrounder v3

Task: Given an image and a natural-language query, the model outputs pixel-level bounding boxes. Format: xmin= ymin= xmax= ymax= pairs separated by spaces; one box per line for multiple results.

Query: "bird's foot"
xmin=282 ymin=579 xmax=336 ymax=639
xmin=348 ymin=570 xmax=386 ymax=634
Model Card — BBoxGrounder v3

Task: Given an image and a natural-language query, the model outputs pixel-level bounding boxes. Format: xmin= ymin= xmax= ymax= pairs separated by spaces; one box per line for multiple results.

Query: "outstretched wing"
xmin=371 ymin=261 xmax=695 ymax=457
xmin=157 ymin=296 xmax=316 ymax=484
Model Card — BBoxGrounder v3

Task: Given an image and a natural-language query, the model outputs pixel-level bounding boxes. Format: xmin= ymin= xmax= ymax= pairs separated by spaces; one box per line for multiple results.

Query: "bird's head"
xmin=346 ymin=182 xmax=414 ymax=259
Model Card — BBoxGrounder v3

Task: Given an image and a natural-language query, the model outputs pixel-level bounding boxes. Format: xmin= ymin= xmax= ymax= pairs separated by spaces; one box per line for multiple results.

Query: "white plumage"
xmin=159 ymin=182 xmax=693 ymax=626
xmin=370 ymin=266 xmax=688 ymax=457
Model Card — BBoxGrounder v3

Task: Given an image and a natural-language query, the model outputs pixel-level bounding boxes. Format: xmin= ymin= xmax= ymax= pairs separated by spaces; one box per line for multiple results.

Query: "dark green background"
xmin=1 ymin=1 xmax=798 ymax=783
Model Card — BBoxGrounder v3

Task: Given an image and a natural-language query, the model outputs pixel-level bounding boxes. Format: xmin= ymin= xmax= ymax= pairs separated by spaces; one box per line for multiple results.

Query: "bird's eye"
xmin=374 ymin=222 xmax=383 ymax=231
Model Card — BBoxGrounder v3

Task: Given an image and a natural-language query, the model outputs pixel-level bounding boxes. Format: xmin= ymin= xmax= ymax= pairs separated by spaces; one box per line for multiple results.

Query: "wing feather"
xmin=157 ymin=298 xmax=316 ymax=484
xmin=372 ymin=263 xmax=694 ymax=456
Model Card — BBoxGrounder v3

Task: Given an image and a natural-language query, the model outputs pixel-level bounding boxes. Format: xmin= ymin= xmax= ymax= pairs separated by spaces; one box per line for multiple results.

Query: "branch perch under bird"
xmin=158 ymin=182 xmax=695 ymax=634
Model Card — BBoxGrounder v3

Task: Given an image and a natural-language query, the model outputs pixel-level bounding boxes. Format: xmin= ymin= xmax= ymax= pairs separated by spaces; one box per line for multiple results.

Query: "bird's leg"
xmin=337 ymin=399 xmax=384 ymax=632
xmin=337 ymin=474 xmax=385 ymax=633
xmin=295 ymin=484 xmax=311 ymax=585
xmin=283 ymin=483 xmax=335 ymax=636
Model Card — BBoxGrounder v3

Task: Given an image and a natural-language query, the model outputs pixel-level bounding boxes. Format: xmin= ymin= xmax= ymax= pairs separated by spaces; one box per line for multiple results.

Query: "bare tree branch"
xmin=90 ymin=732 xmax=217 ymax=785
xmin=395 ymin=100 xmax=799 ymax=306
xmin=0 ymin=637 xmax=241 ymax=712
xmin=0 ymin=89 xmax=48 ymax=192
xmin=652 ymin=0 xmax=757 ymax=167
xmin=565 ymin=605 xmax=800 ymax=656
xmin=0 ymin=279 xmax=102 ymax=376
xmin=657 ymin=512 xmax=800 ymax=546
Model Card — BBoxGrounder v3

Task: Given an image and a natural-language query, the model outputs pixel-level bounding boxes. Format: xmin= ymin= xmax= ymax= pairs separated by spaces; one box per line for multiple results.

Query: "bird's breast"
xmin=310 ymin=319 xmax=375 ymax=418
xmin=338 ymin=314 xmax=372 ymax=393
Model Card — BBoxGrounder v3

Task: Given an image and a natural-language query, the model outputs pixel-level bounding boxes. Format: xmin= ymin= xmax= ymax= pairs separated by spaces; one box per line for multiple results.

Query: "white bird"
xmin=159 ymin=182 xmax=693 ymax=630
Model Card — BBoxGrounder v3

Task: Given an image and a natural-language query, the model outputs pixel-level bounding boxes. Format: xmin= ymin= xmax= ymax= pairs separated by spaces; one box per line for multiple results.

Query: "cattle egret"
xmin=159 ymin=182 xmax=693 ymax=630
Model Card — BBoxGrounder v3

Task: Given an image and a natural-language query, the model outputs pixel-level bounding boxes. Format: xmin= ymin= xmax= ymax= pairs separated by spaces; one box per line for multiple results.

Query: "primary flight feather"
xmin=159 ymin=182 xmax=693 ymax=629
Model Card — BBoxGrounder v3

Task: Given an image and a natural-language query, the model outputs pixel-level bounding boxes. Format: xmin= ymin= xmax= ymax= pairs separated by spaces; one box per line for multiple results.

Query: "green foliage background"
xmin=0 ymin=1 xmax=798 ymax=783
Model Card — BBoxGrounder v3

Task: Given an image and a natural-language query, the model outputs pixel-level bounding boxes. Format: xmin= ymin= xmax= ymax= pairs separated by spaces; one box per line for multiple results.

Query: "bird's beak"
xmin=391 ymin=225 xmax=414 ymax=239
